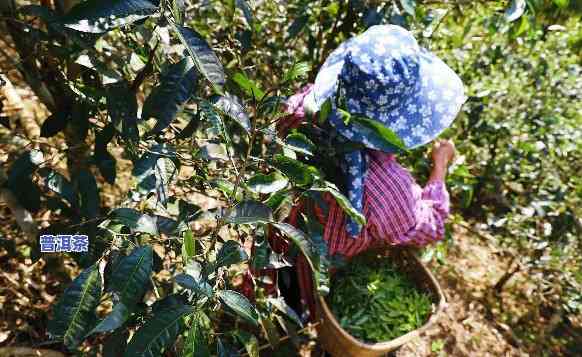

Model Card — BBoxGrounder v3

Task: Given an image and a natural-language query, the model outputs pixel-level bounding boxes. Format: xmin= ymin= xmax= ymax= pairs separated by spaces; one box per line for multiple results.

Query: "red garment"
xmin=282 ymin=86 xmax=451 ymax=256
xmin=323 ymin=150 xmax=450 ymax=258
xmin=244 ymin=87 xmax=452 ymax=321
xmin=283 ymin=86 xmax=451 ymax=320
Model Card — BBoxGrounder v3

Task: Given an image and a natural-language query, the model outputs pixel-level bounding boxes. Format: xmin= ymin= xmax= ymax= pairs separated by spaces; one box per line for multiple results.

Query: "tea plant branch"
xmin=150 ymin=276 xmax=161 ymax=299
xmin=231 ymin=106 xmax=258 ymax=203
xmin=0 ymin=188 xmax=38 ymax=242
xmin=131 ymin=40 xmax=159 ymax=92
xmin=239 ymin=322 xmax=321 ymax=356
xmin=216 ymin=113 xmax=240 ymax=177
xmin=205 ymin=106 xmax=259 ymax=256
xmin=493 ymin=256 xmax=521 ymax=295
xmin=0 ymin=348 xmax=64 ymax=357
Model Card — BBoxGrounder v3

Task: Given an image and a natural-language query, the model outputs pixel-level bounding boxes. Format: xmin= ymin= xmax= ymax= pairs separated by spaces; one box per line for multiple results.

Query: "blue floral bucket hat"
xmin=304 ymin=24 xmax=466 ymax=236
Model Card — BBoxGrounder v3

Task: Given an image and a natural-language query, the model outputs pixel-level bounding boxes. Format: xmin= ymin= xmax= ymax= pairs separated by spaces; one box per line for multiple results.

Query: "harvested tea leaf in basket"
xmin=326 ymin=255 xmax=433 ymax=342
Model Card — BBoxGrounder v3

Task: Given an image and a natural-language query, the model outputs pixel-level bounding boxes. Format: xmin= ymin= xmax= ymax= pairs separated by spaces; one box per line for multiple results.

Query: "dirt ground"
xmin=396 ymin=227 xmax=527 ymax=357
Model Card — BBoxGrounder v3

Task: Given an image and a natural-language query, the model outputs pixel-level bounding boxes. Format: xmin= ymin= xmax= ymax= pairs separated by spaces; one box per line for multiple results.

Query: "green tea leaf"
xmin=40 ymin=169 xmax=77 ymax=207
xmin=217 ymin=290 xmax=259 ymax=326
xmin=247 ymin=172 xmax=289 ymax=194
xmin=106 ymin=81 xmax=138 ymax=142
xmin=284 ymin=132 xmax=315 ymax=156
xmin=171 ymin=0 xmax=185 ymax=24
xmin=271 ymin=223 xmax=324 ymax=293
xmin=75 ymin=169 xmax=100 ymax=219
xmin=232 ymin=72 xmax=265 ymax=100
xmin=125 ymin=304 xmax=194 ymax=357
xmin=7 ymin=150 xmax=44 ymax=212
xmin=235 ymin=0 xmax=253 ymax=26
xmin=175 ymin=274 xmax=213 ymax=297
xmin=318 ymin=99 xmax=332 ymax=124
xmin=211 ymin=179 xmax=244 ymax=201
xmin=210 ymin=93 xmax=251 ymax=133
xmin=216 ymin=240 xmax=249 ymax=268
xmin=8 ymin=150 xmax=43 ymax=183
xmin=310 ymin=186 xmax=366 ymax=227
xmin=88 ymin=303 xmax=131 ymax=336
xmin=327 ymin=256 xmax=433 ymax=342
xmin=95 ymin=149 xmax=117 ymax=185
xmin=142 ymin=57 xmax=198 ymax=134
xmin=287 ymin=15 xmax=308 ymax=39
xmin=225 ymin=200 xmax=274 ymax=224
xmin=150 ymin=295 xmax=187 ymax=315
xmin=175 ymin=26 xmax=226 ymax=89
xmin=552 ymin=0 xmax=569 ymax=8
xmin=47 ymin=265 xmax=102 ymax=349
xmin=199 ymin=143 xmax=229 ymax=161
xmin=505 ymin=0 xmax=526 ymax=22
xmin=108 ymin=245 xmax=153 ymax=305
xmin=283 ymin=62 xmax=310 ymax=83
xmin=131 ymin=144 xmax=177 ymax=205
xmin=110 ymin=208 xmax=158 ymax=235
xmin=94 ymin=123 xmax=118 ymax=185
xmin=60 ymin=0 xmax=158 ymax=34
xmin=182 ymin=229 xmax=196 ymax=265
xmin=399 ymin=0 xmax=416 ymax=16
xmin=272 ymin=155 xmax=317 ymax=187
xmin=183 ymin=311 xmax=210 ymax=357
xmin=251 ymin=238 xmax=270 ymax=271
xmin=422 ymin=8 xmax=448 ymax=38
xmin=40 ymin=111 xmax=68 ymax=137
xmin=350 ymin=115 xmax=407 ymax=153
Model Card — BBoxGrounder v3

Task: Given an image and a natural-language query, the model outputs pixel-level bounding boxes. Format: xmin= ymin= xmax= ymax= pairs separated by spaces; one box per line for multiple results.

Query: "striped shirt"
xmin=291 ymin=151 xmax=450 ymax=321
xmin=323 ymin=149 xmax=450 ymax=258
xmin=242 ymin=87 xmax=452 ymax=320
xmin=281 ymin=86 xmax=451 ymax=257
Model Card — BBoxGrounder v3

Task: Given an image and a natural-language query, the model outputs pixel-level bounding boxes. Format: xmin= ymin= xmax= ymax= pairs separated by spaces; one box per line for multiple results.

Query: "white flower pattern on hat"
xmin=311 ymin=24 xmax=466 ymax=236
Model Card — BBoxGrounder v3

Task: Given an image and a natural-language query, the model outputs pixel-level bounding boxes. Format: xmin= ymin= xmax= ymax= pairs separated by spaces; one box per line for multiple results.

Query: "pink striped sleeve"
xmin=396 ymin=180 xmax=450 ymax=246
xmin=365 ymin=151 xmax=450 ymax=247
xmin=321 ymin=151 xmax=451 ymax=256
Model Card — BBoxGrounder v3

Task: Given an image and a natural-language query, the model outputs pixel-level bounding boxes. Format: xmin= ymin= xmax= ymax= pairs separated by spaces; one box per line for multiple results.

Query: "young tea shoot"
xmin=327 ymin=255 xmax=433 ymax=342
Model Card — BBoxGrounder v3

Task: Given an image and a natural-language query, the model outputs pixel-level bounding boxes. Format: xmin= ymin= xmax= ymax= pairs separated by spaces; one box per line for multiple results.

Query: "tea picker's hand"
xmin=431 ymin=139 xmax=455 ymax=166
xmin=428 ymin=139 xmax=455 ymax=183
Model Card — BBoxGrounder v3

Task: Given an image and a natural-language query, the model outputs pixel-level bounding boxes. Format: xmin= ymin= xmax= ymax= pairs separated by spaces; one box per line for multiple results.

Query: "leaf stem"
xmin=130 ymin=40 xmax=159 ymax=92
xmin=231 ymin=105 xmax=258 ymax=203
xmin=150 ymin=276 xmax=161 ymax=299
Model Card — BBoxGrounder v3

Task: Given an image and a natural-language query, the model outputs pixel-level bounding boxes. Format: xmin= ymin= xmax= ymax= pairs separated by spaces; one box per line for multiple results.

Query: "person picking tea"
xmin=284 ymin=25 xmax=466 ymax=258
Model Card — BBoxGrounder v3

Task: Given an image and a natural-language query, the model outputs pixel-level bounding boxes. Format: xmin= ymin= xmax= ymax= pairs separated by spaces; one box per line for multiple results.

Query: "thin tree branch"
xmin=131 ymin=41 xmax=159 ymax=92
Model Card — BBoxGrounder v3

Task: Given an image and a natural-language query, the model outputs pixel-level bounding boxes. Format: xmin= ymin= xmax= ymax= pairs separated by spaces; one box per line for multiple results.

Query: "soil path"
xmin=396 ymin=227 xmax=528 ymax=357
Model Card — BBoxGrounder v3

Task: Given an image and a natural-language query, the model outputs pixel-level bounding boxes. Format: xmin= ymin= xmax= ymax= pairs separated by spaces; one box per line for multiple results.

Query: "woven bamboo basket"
xmin=316 ymin=247 xmax=446 ymax=357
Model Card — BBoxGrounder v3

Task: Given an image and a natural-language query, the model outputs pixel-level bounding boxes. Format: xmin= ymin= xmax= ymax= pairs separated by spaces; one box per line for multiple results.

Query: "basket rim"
xmin=317 ymin=248 xmax=446 ymax=351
